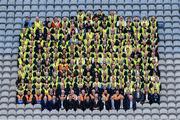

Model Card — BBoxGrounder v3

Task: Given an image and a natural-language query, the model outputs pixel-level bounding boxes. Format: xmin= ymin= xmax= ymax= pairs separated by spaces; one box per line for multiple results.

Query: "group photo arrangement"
xmin=16 ymin=9 xmax=161 ymax=111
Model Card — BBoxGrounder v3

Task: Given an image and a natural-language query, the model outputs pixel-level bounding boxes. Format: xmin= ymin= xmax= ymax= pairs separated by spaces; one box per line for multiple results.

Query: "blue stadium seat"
xmin=39 ymin=0 xmax=46 ymax=5
xmin=78 ymin=0 xmax=85 ymax=5
xmin=54 ymin=0 xmax=61 ymax=5
xmin=23 ymin=5 xmax=31 ymax=12
xmin=31 ymin=5 xmax=39 ymax=12
xmin=117 ymin=5 xmax=124 ymax=11
xmin=15 ymin=12 xmax=23 ymax=18
xmin=70 ymin=11 xmax=77 ymax=16
xmin=125 ymin=11 xmax=133 ymax=17
xmin=102 ymin=0 xmax=109 ymax=5
xmin=16 ymin=7 xmax=23 ymax=13
xmin=109 ymin=5 xmax=117 ymax=11
xmin=78 ymin=5 xmax=85 ymax=11
xmin=149 ymin=5 xmax=156 ymax=11
xmin=47 ymin=0 xmax=54 ymax=5
xmin=117 ymin=0 xmax=124 ymax=5
xmin=133 ymin=5 xmax=140 ymax=11
xmin=125 ymin=5 xmax=132 ymax=11
xmin=86 ymin=5 xmax=93 ymax=11
xmin=125 ymin=0 xmax=132 ymax=5
xmin=47 ymin=5 xmax=54 ymax=12
xmin=141 ymin=5 xmax=148 ymax=11
xmin=133 ymin=11 xmax=140 ymax=17
xmin=62 ymin=11 xmax=69 ymax=17
xmin=163 ymin=0 xmax=171 ymax=5
xmin=94 ymin=0 xmax=101 ymax=5
xmin=7 ymin=6 xmax=15 ymax=12
xmin=54 ymin=11 xmax=61 ymax=17
xmin=31 ymin=0 xmax=38 ymax=5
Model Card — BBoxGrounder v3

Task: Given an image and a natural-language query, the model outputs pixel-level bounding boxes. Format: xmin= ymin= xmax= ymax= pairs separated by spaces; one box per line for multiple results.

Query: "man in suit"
xmin=51 ymin=96 xmax=60 ymax=111
xmin=141 ymin=87 xmax=153 ymax=104
xmin=152 ymin=88 xmax=160 ymax=104
xmin=123 ymin=94 xmax=136 ymax=111
xmin=133 ymin=87 xmax=144 ymax=103
xmin=84 ymin=96 xmax=92 ymax=110
xmin=91 ymin=93 xmax=103 ymax=111
xmin=65 ymin=94 xmax=76 ymax=111
xmin=65 ymin=90 xmax=78 ymax=111
xmin=41 ymin=95 xmax=52 ymax=111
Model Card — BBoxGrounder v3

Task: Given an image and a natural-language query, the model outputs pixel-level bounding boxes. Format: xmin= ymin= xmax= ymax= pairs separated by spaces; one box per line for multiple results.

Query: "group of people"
xmin=16 ymin=9 xmax=161 ymax=111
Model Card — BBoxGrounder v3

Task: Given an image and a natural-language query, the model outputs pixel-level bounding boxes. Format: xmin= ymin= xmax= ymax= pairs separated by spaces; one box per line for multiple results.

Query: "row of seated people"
xmin=17 ymin=9 xmax=160 ymax=111
xmin=17 ymin=87 xmax=160 ymax=111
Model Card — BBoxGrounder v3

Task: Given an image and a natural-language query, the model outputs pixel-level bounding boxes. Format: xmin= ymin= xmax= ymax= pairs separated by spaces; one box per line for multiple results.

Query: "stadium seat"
xmin=47 ymin=0 xmax=54 ymax=5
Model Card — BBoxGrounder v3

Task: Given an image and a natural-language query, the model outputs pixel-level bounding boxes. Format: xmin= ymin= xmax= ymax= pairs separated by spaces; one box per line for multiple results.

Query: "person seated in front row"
xmin=65 ymin=90 xmax=78 ymax=111
xmin=65 ymin=94 xmax=77 ymax=111
xmin=41 ymin=95 xmax=52 ymax=111
xmin=78 ymin=89 xmax=87 ymax=111
xmin=133 ymin=87 xmax=144 ymax=103
xmin=152 ymin=88 xmax=160 ymax=104
xmin=84 ymin=96 xmax=92 ymax=110
xmin=51 ymin=96 xmax=60 ymax=111
xmin=25 ymin=90 xmax=33 ymax=104
xmin=34 ymin=89 xmax=43 ymax=104
xmin=58 ymin=89 xmax=67 ymax=110
xmin=102 ymin=89 xmax=111 ymax=110
xmin=111 ymin=90 xmax=124 ymax=110
xmin=91 ymin=93 xmax=103 ymax=111
xmin=16 ymin=90 xmax=25 ymax=104
xmin=148 ymin=87 xmax=160 ymax=105
xmin=123 ymin=94 xmax=136 ymax=111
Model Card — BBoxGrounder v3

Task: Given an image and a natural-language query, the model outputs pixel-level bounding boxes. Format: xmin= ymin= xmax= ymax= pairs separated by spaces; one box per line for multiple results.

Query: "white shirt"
xmin=137 ymin=92 xmax=140 ymax=98
xmin=130 ymin=101 xmax=133 ymax=109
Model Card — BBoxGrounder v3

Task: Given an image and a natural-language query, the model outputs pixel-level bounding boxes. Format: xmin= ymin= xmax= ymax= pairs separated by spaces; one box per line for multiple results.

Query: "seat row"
xmin=1 ymin=4 xmax=179 ymax=12
xmin=0 ymin=0 xmax=179 ymax=5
